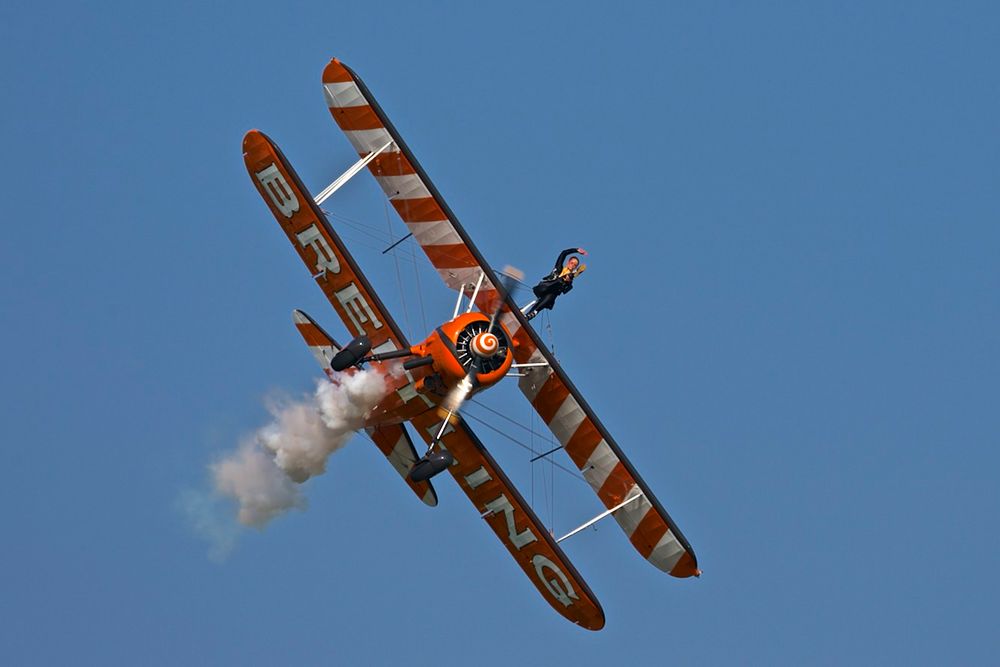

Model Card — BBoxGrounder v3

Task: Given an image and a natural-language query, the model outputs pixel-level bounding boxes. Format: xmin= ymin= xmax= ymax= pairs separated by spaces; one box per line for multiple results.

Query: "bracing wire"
xmin=469 ymin=386 xmax=571 ymax=532
xmin=551 ymin=435 xmax=556 ymax=533
xmin=323 ymin=211 xmax=420 ymax=266
xmin=469 ymin=398 xmax=538 ymax=436
xmin=541 ymin=421 xmax=553 ymax=532
xmin=383 ymin=199 xmax=412 ymax=340
xmin=529 ymin=401 xmax=535 ymax=509
xmin=325 ymin=211 xmax=394 ymax=244
xmin=545 ymin=312 xmax=556 ymax=358
xmin=410 ymin=236 xmax=429 ymax=335
xmin=326 ymin=211 xmax=422 ymax=262
xmin=461 ymin=411 xmax=585 ymax=482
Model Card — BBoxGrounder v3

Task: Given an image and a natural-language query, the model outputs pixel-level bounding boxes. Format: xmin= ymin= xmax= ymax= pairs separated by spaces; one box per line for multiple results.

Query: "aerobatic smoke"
xmin=182 ymin=369 xmax=389 ymax=556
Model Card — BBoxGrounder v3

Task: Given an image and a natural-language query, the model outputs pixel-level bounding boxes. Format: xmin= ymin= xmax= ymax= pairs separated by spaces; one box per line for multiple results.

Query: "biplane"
xmin=242 ymin=58 xmax=699 ymax=630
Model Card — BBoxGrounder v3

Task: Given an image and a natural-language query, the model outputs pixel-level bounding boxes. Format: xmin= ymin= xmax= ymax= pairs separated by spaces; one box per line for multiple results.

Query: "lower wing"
xmin=408 ymin=410 xmax=605 ymax=630
xmin=499 ymin=308 xmax=700 ymax=578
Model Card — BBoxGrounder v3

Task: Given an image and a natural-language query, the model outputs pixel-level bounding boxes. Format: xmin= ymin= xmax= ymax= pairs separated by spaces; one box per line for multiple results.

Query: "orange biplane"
xmin=242 ymin=58 xmax=699 ymax=630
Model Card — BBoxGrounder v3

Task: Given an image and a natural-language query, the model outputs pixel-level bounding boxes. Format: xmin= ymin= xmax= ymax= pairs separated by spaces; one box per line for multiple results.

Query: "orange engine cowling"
xmin=413 ymin=312 xmax=514 ymax=393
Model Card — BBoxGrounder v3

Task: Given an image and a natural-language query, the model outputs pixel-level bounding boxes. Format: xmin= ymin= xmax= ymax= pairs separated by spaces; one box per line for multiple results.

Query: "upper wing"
xmin=409 ymin=410 xmax=605 ymax=631
xmin=321 ymin=59 xmax=504 ymax=309
xmin=320 ymin=59 xmax=698 ymax=577
xmin=499 ymin=306 xmax=701 ymax=578
xmin=243 ymin=129 xmax=410 ymax=355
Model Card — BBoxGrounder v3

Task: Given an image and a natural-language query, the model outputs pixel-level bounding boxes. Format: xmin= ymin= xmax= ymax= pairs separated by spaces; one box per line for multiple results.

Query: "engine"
xmin=412 ymin=312 xmax=514 ymax=393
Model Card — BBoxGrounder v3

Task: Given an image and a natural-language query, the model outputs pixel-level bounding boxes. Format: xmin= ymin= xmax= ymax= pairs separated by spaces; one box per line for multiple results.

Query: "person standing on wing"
xmin=523 ymin=247 xmax=588 ymax=321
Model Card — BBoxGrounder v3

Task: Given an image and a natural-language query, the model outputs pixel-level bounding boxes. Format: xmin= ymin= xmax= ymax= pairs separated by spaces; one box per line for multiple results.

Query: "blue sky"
xmin=2 ymin=1 xmax=998 ymax=664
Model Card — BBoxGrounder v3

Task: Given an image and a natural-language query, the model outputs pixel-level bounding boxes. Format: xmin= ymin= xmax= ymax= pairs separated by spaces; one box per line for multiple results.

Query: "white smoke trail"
xmin=175 ymin=487 xmax=241 ymax=562
xmin=212 ymin=438 xmax=305 ymax=527
xmin=183 ymin=369 xmax=390 ymax=554
xmin=260 ymin=370 xmax=388 ymax=484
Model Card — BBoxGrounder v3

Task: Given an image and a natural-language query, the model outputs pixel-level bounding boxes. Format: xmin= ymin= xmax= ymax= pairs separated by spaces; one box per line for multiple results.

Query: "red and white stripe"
xmin=292 ymin=309 xmax=339 ymax=378
xmin=323 ymin=60 xmax=494 ymax=300
xmin=497 ymin=312 xmax=698 ymax=577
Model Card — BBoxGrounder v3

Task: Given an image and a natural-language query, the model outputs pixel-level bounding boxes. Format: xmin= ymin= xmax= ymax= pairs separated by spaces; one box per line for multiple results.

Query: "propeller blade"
xmin=486 ymin=266 xmax=521 ymax=333
xmin=430 ymin=371 xmax=475 ymax=446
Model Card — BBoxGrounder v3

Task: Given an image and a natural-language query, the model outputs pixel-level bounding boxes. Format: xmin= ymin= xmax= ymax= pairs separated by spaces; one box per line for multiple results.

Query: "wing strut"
xmin=314 ymin=139 xmax=393 ymax=206
xmin=451 ymin=281 xmax=466 ymax=319
xmin=449 ymin=270 xmax=488 ymax=319
xmin=465 ymin=271 xmax=486 ymax=314
xmin=556 ymin=490 xmax=644 ymax=543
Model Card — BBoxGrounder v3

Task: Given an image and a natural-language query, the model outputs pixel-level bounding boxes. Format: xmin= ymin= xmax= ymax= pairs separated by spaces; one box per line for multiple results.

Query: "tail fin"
xmin=292 ymin=309 xmax=438 ymax=507
xmin=292 ymin=309 xmax=341 ymax=377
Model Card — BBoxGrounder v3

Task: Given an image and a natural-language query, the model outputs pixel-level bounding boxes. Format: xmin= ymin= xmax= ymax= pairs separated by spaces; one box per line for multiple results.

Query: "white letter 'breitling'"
xmin=255 ymin=163 xmax=300 ymax=218
xmin=532 ymin=555 xmax=579 ymax=607
xmin=296 ymin=224 xmax=341 ymax=277
xmin=335 ymin=283 xmax=383 ymax=332
xmin=484 ymin=494 xmax=537 ymax=550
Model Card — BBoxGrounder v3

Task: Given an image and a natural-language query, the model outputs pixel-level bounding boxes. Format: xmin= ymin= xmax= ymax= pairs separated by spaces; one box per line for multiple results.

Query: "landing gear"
xmin=408 ymin=448 xmax=454 ymax=482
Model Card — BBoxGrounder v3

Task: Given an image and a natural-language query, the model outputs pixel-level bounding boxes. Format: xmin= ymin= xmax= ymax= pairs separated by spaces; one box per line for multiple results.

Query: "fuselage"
xmin=357 ymin=312 xmax=514 ymax=428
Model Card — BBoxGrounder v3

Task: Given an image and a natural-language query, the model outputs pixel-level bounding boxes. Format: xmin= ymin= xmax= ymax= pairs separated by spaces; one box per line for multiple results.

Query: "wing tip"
xmin=580 ymin=609 xmax=607 ymax=632
xmin=322 ymin=57 xmax=353 ymax=84
xmin=242 ymin=128 xmax=265 ymax=151
xmin=669 ymin=551 xmax=701 ymax=579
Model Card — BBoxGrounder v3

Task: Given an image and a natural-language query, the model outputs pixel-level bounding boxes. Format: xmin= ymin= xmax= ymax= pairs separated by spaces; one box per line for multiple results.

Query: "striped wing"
xmin=409 ymin=410 xmax=605 ymax=630
xmin=322 ymin=59 xmax=503 ymax=309
xmin=500 ymin=307 xmax=701 ymax=578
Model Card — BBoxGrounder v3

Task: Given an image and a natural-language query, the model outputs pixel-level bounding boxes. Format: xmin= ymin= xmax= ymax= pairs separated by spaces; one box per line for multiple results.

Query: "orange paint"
xmin=390 ymin=196 xmax=447 ymax=222
xmin=330 ymin=105 xmax=383 ymax=132
xmin=322 ymin=59 xmax=353 ymax=83
xmin=629 ymin=508 xmax=670 ymax=559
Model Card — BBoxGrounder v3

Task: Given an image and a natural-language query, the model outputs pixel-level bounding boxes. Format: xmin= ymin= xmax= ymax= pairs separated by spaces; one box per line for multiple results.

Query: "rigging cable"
xmin=470 ymin=398 xmax=556 ymax=440
xmin=540 ymin=417 xmax=553 ymax=533
xmin=529 ymin=398 xmax=535 ymax=509
xmin=551 ymin=429 xmax=556 ymax=533
xmin=461 ymin=410 xmax=584 ymax=482
xmin=325 ymin=210 xmax=421 ymax=268
xmin=543 ymin=316 xmax=557 ymax=530
xmin=410 ymin=236 xmax=429 ymax=335
xmin=384 ymin=198 xmax=412 ymax=340
xmin=325 ymin=210 xmax=393 ymax=244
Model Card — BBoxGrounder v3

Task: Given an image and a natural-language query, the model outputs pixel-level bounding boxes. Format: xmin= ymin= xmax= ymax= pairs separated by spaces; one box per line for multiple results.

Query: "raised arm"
xmin=554 ymin=247 xmax=584 ymax=270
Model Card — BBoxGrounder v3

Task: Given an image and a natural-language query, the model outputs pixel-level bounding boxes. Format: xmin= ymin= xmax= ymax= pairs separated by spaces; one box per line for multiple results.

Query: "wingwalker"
xmin=243 ymin=58 xmax=699 ymax=630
